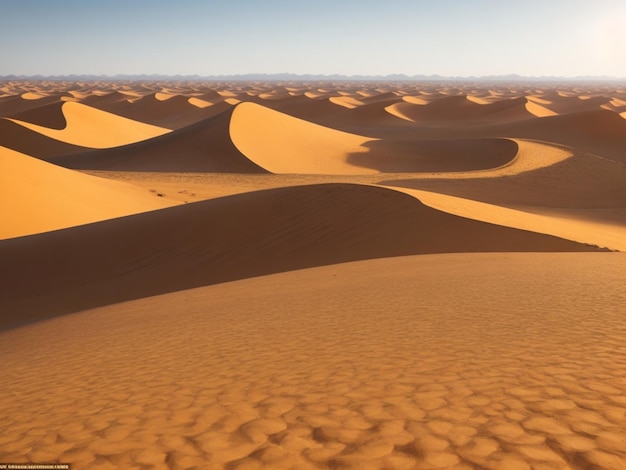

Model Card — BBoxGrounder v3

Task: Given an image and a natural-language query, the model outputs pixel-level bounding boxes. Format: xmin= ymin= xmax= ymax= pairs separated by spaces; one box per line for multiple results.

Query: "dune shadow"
xmin=347 ymin=138 xmax=518 ymax=173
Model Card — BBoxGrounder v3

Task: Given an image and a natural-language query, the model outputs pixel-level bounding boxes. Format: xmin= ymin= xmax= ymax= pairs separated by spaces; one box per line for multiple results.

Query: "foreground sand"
xmin=1 ymin=80 xmax=626 ymax=469
xmin=1 ymin=253 xmax=625 ymax=469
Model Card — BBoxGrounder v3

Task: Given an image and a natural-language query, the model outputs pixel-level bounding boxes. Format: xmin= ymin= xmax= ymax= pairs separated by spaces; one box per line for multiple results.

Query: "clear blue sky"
xmin=1 ymin=0 xmax=625 ymax=77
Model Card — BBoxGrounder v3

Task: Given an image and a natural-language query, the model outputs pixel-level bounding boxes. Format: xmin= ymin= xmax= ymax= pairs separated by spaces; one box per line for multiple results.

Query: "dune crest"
xmin=0 ymin=146 xmax=177 ymax=239
xmin=392 ymin=188 xmax=624 ymax=251
xmin=525 ymin=100 xmax=558 ymax=117
xmin=7 ymin=101 xmax=171 ymax=148
xmin=230 ymin=102 xmax=378 ymax=174
xmin=0 ymin=182 xmax=597 ymax=328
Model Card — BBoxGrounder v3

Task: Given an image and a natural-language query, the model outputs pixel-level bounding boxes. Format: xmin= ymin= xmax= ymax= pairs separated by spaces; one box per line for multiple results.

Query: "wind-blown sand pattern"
xmin=1 ymin=80 xmax=625 ymax=469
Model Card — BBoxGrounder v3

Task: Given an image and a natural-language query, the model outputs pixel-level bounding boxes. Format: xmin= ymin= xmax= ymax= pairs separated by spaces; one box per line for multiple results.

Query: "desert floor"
xmin=1 ymin=79 xmax=625 ymax=469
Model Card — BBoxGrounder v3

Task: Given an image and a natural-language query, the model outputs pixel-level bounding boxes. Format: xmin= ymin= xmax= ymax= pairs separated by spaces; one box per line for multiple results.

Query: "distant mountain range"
xmin=1 ymin=73 xmax=625 ymax=82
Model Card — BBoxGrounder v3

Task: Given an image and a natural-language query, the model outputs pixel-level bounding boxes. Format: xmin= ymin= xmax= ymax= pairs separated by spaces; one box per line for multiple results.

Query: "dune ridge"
xmin=0 ymin=146 xmax=177 ymax=239
xmin=0 ymin=183 xmax=597 ymax=329
xmin=230 ymin=102 xmax=377 ymax=174
xmin=7 ymin=101 xmax=171 ymax=148
xmin=48 ymin=107 xmax=268 ymax=173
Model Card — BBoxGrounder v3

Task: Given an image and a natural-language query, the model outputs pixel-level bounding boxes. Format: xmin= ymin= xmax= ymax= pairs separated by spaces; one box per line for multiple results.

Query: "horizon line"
xmin=2 ymin=73 xmax=626 ymax=83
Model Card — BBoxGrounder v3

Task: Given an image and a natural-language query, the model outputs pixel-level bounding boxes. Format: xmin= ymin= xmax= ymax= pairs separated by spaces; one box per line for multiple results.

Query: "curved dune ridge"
xmin=0 ymin=117 xmax=88 ymax=159
xmin=0 ymin=93 xmax=61 ymax=117
xmin=0 ymin=183 xmax=597 ymax=329
xmin=86 ymin=92 xmax=230 ymax=129
xmin=7 ymin=101 xmax=68 ymax=129
xmin=49 ymin=107 xmax=268 ymax=173
xmin=385 ymin=95 xmax=535 ymax=123
xmin=525 ymin=100 xmax=558 ymax=117
xmin=1 ymin=252 xmax=624 ymax=469
xmin=347 ymin=138 xmax=519 ymax=173
xmin=392 ymin=188 xmax=626 ymax=252
xmin=366 ymin=139 xmax=573 ymax=180
xmin=230 ymin=102 xmax=377 ymax=174
xmin=0 ymin=146 xmax=177 ymax=239
xmin=7 ymin=101 xmax=171 ymax=148
xmin=480 ymin=109 xmax=626 ymax=165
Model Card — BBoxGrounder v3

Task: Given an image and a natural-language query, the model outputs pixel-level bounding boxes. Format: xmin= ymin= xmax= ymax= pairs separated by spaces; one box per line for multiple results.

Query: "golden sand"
xmin=1 ymin=80 xmax=625 ymax=469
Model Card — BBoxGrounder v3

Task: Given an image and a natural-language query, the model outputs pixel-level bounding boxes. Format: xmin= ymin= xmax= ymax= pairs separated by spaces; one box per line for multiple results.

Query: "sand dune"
xmin=395 ymin=188 xmax=626 ymax=251
xmin=0 ymin=146 xmax=177 ymax=239
xmin=0 ymin=93 xmax=61 ymax=116
xmin=7 ymin=101 xmax=171 ymax=148
xmin=329 ymin=95 xmax=366 ymax=109
xmin=524 ymin=100 xmax=558 ymax=117
xmin=1 ymin=252 xmax=624 ymax=468
xmin=49 ymin=107 xmax=267 ymax=173
xmin=7 ymin=101 xmax=67 ymax=128
xmin=348 ymin=138 xmax=519 ymax=173
xmin=0 ymin=117 xmax=88 ymax=158
xmin=386 ymin=95 xmax=534 ymax=123
xmin=539 ymin=94 xmax=611 ymax=114
xmin=87 ymin=92 xmax=230 ymax=129
xmin=381 ymin=144 xmax=626 ymax=208
xmin=0 ymin=183 xmax=596 ymax=329
xmin=482 ymin=109 xmax=626 ymax=165
xmin=188 ymin=97 xmax=213 ymax=108
xmin=230 ymin=102 xmax=377 ymax=174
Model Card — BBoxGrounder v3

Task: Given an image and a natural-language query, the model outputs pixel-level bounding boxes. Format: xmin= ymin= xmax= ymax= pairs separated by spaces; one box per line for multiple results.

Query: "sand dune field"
xmin=1 ymin=80 xmax=625 ymax=469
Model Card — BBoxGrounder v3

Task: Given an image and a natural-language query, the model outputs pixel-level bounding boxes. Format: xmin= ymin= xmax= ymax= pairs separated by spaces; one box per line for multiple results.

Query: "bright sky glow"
xmin=1 ymin=0 xmax=625 ymax=77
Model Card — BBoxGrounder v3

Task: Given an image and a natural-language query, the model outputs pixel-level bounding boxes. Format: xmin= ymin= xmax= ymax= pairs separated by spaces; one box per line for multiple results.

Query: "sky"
xmin=1 ymin=0 xmax=625 ymax=78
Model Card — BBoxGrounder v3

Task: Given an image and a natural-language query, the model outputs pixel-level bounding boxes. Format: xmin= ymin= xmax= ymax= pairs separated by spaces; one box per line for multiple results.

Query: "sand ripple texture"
xmin=1 ymin=253 xmax=625 ymax=469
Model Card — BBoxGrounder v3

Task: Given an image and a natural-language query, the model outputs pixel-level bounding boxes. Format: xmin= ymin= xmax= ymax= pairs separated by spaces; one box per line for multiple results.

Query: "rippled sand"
xmin=1 ymin=254 xmax=625 ymax=469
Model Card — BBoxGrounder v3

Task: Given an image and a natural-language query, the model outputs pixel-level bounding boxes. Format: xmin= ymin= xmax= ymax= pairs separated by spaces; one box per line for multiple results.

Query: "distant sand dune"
xmin=385 ymin=95 xmax=534 ymax=123
xmin=525 ymin=100 xmax=558 ymax=117
xmin=86 ymin=92 xmax=231 ymax=129
xmin=0 ymin=93 xmax=60 ymax=116
xmin=0 ymin=118 xmax=88 ymax=158
xmin=329 ymin=96 xmax=365 ymax=109
xmin=7 ymin=102 xmax=171 ymax=148
xmin=0 ymin=146 xmax=177 ymax=239
xmin=49 ymin=108 xmax=267 ymax=173
xmin=188 ymin=97 xmax=213 ymax=108
xmin=482 ymin=109 xmax=626 ymax=165
xmin=538 ymin=95 xmax=611 ymax=115
xmin=7 ymin=101 xmax=67 ymax=129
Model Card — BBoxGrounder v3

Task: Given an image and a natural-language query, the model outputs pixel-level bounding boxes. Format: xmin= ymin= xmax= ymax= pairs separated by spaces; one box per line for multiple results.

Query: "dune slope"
xmin=230 ymin=102 xmax=377 ymax=174
xmin=0 ymin=146 xmax=177 ymax=239
xmin=0 ymin=118 xmax=87 ymax=158
xmin=7 ymin=101 xmax=171 ymax=148
xmin=1 ymin=253 xmax=625 ymax=468
xmin=49 ymin=108 xmax=268 ymax=173
xmin=0 ymin=183 xmax=598 ymax=329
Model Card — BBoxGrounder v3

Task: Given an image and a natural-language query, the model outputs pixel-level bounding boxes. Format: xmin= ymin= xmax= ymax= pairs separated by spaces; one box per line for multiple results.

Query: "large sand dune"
xmin=1 ymin=80 xmax=625 ymax=469
xmin=48 ymin=107 xmax=268 ymax=172
xmin=0 ymin=182 xmax=596 ymax=329
xmin=230 ymin=102 xmax=377 ymax=174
